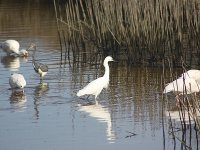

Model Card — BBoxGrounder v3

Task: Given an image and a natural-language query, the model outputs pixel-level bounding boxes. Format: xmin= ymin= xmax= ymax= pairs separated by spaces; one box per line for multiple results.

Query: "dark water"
xmin=0 ymin=1 xmax=199 ymax=150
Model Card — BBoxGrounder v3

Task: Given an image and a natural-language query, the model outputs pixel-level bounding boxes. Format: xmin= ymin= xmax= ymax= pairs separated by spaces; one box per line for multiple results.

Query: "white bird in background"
xmin=163 ymin=70 xmax=200 ymax=105
xmin=0 ymin=40 xmax=30 ymax=57
xmin=77 ymin=56 xmax=114 ymax=104
xmin=32 ymin=44 xmax=48 ymax=82
xmin=163 ymin=77 xmax=200 ymax=95
xmin=180 ymin=69 xmax=200 ymax=84
xmin=164 ymin=69 xmax=200 ymax=94
xmin=9 ymin=73 xmax=26 ymax=93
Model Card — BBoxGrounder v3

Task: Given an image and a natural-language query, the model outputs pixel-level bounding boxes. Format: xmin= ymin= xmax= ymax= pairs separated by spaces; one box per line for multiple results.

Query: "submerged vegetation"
xmin=54 ymin=0 xmax=200 ymax=66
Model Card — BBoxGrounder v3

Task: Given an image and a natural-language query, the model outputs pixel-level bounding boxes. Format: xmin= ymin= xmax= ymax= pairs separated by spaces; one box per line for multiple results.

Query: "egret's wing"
xmin=33 ymin=61 xmax=48 ymax=72
xmin=2 ymin=40 xmax=20 ymax=54
xmin=77 ymin=77 xmax=106 ymax=96
xmin=180 ymin=70 xmax=200 ymax=83
xmin=163 ymin=78 xmax=200 ymax=94
xmin=39 ymin=63 xmax=48 ymax=72
xmin=9 ymin=74 xmax=26 ymax=88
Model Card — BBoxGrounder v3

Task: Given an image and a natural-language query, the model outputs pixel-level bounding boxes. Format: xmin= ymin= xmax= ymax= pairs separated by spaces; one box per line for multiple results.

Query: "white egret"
xmin=163 ymin=77 xmax=200 ymax=94
xmin=180 ymin=69 xmax=200 ymax=83
xmin=0 ymin=40 xmax=30 ymax=57
xmin=163 ymin=75 xmax=200 ymax=105
xmin=9 ymin=73 xmax=26 ymax=93
xmin=164 ymin=69 xmax=200 ymax=95
xmin=32 ymin=44 xmax=48 ymax=81
xmin=77 ymin=56 xmax=114 ymax=103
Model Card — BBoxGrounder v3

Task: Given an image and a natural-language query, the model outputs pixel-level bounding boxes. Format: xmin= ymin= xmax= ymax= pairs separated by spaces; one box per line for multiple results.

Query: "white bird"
xmin=164 ymin=69 xmax=200 ymax=95
xmin=32 ymin=44 xmax=48 ymax=82
xmin=9 ymin=73 xmax=26 ymax=93
xmin=163 ymin=74 xmax=200 ymax=105
xmin=77 ymin=56 xmax=114 ymax=103
xmin=180 ymin=69 xmax=200 ymax=84
xmin=0 ymin=40 xmax=30 ymax=57
xmin=163 ymin=77 xmax=200 ymax=95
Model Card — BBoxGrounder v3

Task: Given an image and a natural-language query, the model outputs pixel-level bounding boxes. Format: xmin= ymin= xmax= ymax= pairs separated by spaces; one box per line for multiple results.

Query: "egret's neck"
xmin=19 ymin=50 xmax=23 ymax=55
xmin=17 ymin=50 xmax=25 ymax=56
xmin=103 ymin=61 xmax=110 ymax=79
xmin=19 ymin=49 xmax=28 ymax=57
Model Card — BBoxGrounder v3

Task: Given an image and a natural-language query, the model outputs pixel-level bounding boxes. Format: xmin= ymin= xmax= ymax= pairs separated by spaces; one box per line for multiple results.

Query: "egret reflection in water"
xmin=165 ymin=108 xmax=200 ymax=149
xmin=33 ymin=82 xmax=49 ymax=120
xmin=9 ymin=92 xmax=27 ymax=112
xmin=166 ymin=109 xmax=200 ymax=125
xmin=1 ymin=55 xmax=28 ymax=72
xmin=34 ymin=82 xmax=49 ymax=97
xmin=1 ymin=56 xmax=20 ymax=71
xmin=78 ymin=103 xmax=116 ymax=143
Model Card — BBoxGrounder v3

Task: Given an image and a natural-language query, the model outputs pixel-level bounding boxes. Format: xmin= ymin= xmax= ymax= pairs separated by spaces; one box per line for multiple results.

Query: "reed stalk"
xmin=163 ymin=60 xmax=200 ymax=149
xmin=54 ymin=0 xmax=200 ymax=66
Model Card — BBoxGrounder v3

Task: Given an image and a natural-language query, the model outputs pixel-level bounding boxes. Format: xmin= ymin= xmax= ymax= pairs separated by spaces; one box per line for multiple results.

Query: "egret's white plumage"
xmin=9 ymin=73 xmax=26 ymax=92
xmin=77 ymin=56 xmax=114 ymax=102
xmin=163 ymin=77 xmax=200 ymax=94
xmin=164 ymin=69 xmax=200 ymax=94
xmin=0 ymin=40 xmax=29 ymax=57
xmin=180 ymin=69 xmax=200 ymax=83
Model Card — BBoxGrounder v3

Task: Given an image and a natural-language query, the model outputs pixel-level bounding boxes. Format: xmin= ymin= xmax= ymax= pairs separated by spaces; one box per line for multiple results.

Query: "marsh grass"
xmin=164 ymin=94 xmax=200 ymax=149
xmin=54 ymin=0 xmax=200 ymax=66
xmin=163 ymin=62 xmax=200 ymax=149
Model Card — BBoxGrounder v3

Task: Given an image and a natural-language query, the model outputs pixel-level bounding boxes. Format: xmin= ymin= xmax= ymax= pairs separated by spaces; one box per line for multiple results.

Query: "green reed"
xmin=54 ymin=0 xmax=200 ymax=66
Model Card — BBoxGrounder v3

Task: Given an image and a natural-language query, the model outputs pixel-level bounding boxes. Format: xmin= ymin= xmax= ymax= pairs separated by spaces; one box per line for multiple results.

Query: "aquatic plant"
xmin=54 ymin=0 xmax=200 ymax=66
xmin=162 ymin=61 xmax=200 ymax=149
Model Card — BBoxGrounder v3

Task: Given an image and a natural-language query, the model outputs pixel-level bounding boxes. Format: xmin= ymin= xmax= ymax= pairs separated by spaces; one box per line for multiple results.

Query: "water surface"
xmin=0 ymin=1 xmax=199 ymax=150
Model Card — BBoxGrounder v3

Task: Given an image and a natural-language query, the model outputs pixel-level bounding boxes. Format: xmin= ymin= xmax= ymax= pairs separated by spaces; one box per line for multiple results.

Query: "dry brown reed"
xmin=54 ymin=0 xmax=200 ymax=66
xmin=163 ymin=61 xmax=200 ymax=149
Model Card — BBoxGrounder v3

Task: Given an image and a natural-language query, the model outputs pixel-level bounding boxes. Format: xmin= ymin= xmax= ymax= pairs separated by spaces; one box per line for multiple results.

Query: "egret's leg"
xmin=40 ymin=77 xmax=43 ymax=83
xmin=95 ymin=95 xmax=98 ymax=105
xmin=86 ymin=95 xmax=90 ymax=100
xmin=95 ymin=100 xmax=99 ymax=105
xmin=84 ymin=95 xmax=91 ymax=103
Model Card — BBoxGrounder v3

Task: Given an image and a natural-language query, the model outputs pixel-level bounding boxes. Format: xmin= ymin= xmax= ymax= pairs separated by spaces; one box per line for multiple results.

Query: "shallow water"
xmin=0 ymin=1 xmax=199 ymax=150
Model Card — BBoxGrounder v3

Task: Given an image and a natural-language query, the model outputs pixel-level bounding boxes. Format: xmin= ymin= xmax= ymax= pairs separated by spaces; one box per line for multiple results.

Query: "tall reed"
xmin=54 ymin=0 xmax=200 ymax=66
xmin=163 ymin=62 xmax=200 ymax=149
